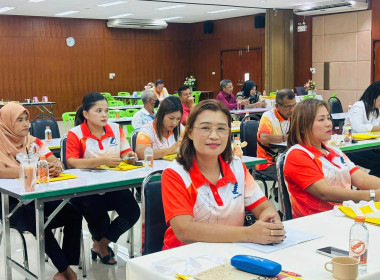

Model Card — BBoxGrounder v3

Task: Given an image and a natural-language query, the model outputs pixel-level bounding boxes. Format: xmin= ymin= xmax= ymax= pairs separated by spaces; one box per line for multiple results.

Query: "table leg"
xmin=1 ymin=193 xmax=12 ymax=280
xmin=35 ymin=199 xmax=45 ymax=280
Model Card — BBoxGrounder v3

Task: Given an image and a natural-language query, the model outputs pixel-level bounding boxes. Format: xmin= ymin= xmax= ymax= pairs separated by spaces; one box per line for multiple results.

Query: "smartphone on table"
xmin=316 ymin=246 xmax=349 ymax=258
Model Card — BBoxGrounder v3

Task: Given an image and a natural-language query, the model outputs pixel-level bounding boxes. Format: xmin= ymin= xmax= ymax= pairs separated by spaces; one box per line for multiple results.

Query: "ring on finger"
xmin=270 ymin=230 xmax=274 ymax=236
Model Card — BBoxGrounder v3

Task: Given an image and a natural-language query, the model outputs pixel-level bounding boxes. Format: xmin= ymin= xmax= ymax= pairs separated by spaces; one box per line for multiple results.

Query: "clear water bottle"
xmin=44 ymin=126 xmax=52 ymax=142
xmin=343 ymin=123 xmax=352 ymax=143
xmin=349 ymin=216 xmax=368 ymax=274
xmin=37 ymin=155 xmax=49 ymax=184
xmin=115 ymin=108 xmax=120 ymax=119
xmin=144 ymin=144 xmax=154 ymax=172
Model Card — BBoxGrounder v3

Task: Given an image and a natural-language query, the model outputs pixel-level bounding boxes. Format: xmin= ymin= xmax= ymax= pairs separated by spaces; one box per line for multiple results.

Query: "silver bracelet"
xmin=370 ymin=189 xmax=375 ymax=202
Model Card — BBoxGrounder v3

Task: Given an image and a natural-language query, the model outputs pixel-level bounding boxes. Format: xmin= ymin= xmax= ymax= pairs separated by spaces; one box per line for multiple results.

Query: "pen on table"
xmin=122 ymin=156 xmax=136 ymax=161
xmin=281 ymin=270 xmax=302 ymax=277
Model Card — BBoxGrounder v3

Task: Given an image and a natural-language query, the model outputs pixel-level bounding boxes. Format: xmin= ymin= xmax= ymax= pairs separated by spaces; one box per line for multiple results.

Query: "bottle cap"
xmin=147 ymin=144 xmax=151 ymax=147
xmin=234 ymin=136 xmax=240 ymax=140
xmin=40 ymin=155 xmax=46 ymax=160
xmin=346 ymin=123 xmax=351 ymax=125
xmin=46 ymin=126 xmax=50 ymax=129
xmin=354 ymin=216 xmax=365 ymax=222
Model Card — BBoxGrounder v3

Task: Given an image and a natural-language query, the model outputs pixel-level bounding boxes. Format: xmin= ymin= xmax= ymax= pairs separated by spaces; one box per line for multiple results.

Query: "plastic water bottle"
xmin=263 ymin=90 xmax=267 ymax=96
xmin=349 ymin=216 xmax=368 ymax=274
xmin=144 ymin=144 xmax=154 ymax=172
xmin=115 ymin=108 xmax=120 ymax=119
xmin=37 ymin=155 xmax=49 ymax=184
xmin=44 ymin=126 xmax=52 ymax=142
xmin=343 ymin=123 xmax=352 ymax=143
xmin=348 ymin=103 xmax=352 ymax=111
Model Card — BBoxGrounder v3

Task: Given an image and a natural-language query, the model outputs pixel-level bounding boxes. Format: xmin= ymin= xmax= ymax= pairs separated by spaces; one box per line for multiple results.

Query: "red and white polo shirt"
xmin=66 ymin=121 xmax=131 ymax=159
xmin=161 ymin=155 xmax=267 ymax=250
xmin=283 ymin=144 xmax=359 ymax=218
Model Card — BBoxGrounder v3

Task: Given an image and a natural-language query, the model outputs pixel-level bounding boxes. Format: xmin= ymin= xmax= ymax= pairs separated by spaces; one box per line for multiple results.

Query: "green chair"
xmin=62 ymin=112 xmax=76 ymax=132
xmin=270 ymin=92 xmax=277 ymax=96
xmin=136 ymin=91 xmax=143 ymax=96
xmin=136 ymin=100 xmax=143 ymax=105
xmin=126 ymin=124 xmax=134 ymax=141
xmin=118 ymin=92 xmax=132 ymax=105
xmin=172 ymin=93 xmax=179 ymax=97
xmin=192 ymin=91 xmax=202 ymax=104
xmin=303 ymin=94 xmax=315 ymax=99
xmin=125 ymin=109 xmax=139 ymax=117
xmin=108 ymin=100 xmax=124 ymax=107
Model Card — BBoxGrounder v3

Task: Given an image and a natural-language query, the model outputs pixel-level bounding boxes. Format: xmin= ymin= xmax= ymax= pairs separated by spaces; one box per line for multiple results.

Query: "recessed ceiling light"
xmin=108 ymin=13 xmax=133 ymax=18
xmin=208 ymin=8 xmax=238 ymax=14
xmin=0 ymin=7 xmax=15 ymax=12
xmin=159 ymin=16 xmax=182 ymax=21
xmin=54 ymin=10 xmax=80 ymax=16
xmin=97 ymin=1 xmax=126 ymax=7
xmin=156 ymin=5 xmax=185 ymax=11
xmin=27 ymin=0 xmax=46 ymax=2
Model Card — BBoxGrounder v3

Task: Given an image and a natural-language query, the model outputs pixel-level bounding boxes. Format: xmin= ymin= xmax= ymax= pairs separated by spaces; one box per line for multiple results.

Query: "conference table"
xmin=113 ymin=95 xmax=142 ymax=105
xmin=126 ymin=210 xmax=380 ymax=280
xmin=109 ymin=105 xmax=143 ymax=110
xmin=108 ymin=117 xmax=133 ymax=126
xmin=0 ymin=156 xmax=265 ymax=280
xmin=0 ymin=102 xmax=56 ymax=116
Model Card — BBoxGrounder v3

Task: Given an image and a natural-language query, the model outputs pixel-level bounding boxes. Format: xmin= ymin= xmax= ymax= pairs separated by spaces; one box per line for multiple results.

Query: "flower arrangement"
xmin=304 ymin=80 xmax=317 ymax=92
xmin=144 ymin=82 xmax=154 ymax=90
xmin=184 ymin=75 xmax=196 ymax=90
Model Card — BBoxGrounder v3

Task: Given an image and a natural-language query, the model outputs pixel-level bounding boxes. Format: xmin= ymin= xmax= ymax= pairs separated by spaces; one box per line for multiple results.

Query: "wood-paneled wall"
xmin=0 ymin=14 xmax=265 ymax=119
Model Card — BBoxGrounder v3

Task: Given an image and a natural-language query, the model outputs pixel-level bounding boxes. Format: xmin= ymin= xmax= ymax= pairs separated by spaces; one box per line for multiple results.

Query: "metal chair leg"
xmin=79 ymin=230 xmax=87 ymax=278
xmin=16 ymin=230 xmax=29 ymax=280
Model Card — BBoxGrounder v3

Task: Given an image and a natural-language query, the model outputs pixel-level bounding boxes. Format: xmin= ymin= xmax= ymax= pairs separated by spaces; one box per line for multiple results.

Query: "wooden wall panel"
xmin=33 ymin=17 xmax=70 ymax=38
xmin=104 ymin=39 xmax=137 ymax=94
xmin=0 ymin=15 xmax=33 ymax=37
xmin=68 ymin=19 xmax=105 ymax=39
xmin=372 ymin=0 xmax=380 ymax=40
xmin=294 ymin=15 xmax=313 ymax=87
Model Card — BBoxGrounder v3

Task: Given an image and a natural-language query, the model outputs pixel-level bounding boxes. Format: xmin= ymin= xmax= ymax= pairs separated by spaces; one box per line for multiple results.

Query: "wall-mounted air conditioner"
xmin=107 ymin=19 xmax=168 ymax=30
xmin=293 ymin=0 xmax=368 ymax=16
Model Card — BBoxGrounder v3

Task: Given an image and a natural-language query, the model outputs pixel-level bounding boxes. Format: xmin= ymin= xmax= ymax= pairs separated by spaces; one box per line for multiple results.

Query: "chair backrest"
xmin=62 ymin=112 xmax=76 ymax=132
xmin=192 ymin=91 xmax=201 ymax=104
xmin=118 ymin=92 xmax=130 ymax=96
xmin=240 ymin=120 xmax=260 ymax=157
xmin=141 ymin=170 xmax=166 ymax=255
xmin=328 ymin=96 xmax=343 ymax=114
xmin=136 ymin=99 xmax=143 ymax=105
xmin=30 ymin=114 xmax=60 ymax=139
xmin=125 ymin=108 xmax=139 ymax=117
xmin=108 ymin=100 xmax=123 ymax=107
xmin=60 ymin=134 xmax=68 ymax=169
xmin=131 ymin=131 xmax=138 ymax=152
xmin=276 ymin=153 xmax=292 ymax=221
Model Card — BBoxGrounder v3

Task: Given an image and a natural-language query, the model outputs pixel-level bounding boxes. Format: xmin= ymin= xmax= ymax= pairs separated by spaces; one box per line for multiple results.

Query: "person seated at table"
xmin=178 ymin=85 xmax=194 ymax=125
xmin=132 ymin=89 xmax=158 ymax=132
xmin=256 ymin=89 xmax=296 ymax=182
xmin=135 ymin=96 xmax=183 ymax=159
xmin=161 ymin=99 xmax=285 ymax=250
xmin=236 ymin=80 xmax=267 ymax=108
xmin=153 ymin=79 xmax=169 ymax=101
xmin=344 ymin=81 xmax=380 ymax=177
xmin=216 ymin=79 xmax=249 ymax=110
xmin=66 ymin=92 xmax=140 ymax=265
xmin=284 ymin=98 xmax=380 ymax=219
xmin=0 ymin=103 xmax=81 ymax=280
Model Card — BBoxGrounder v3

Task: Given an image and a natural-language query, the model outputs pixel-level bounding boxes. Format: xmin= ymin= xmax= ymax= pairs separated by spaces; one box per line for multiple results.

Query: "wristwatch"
xmin=370 ymin=189 xmax=376 ymax=202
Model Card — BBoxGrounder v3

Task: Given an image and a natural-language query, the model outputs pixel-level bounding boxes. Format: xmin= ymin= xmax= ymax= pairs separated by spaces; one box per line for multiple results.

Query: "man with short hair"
xmin=153 ymin=79 xmax=169 ymax=101
xmin=132 ymin=89 xmax=158 ymax=131
xmin=256 ymin=88 xmax=296 ymax=180
xmin=216 ymin=79 xmax=249 ymax=110
xmin=178 ymin=85 xmax=194 ymax=125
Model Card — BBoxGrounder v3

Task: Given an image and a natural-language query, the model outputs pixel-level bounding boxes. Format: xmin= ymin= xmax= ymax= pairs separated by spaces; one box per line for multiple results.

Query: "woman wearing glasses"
xmin=161 ymin=100 xmax=284 ymax=250
xmin=135 ymin=96 xmax=183 ymax=159
xmin=284 ymin=98 xmax=380 ymax=219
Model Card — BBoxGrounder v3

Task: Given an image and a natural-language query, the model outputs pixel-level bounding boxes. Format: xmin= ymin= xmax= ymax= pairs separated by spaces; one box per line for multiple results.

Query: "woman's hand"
xmin=48 ymin=160 xmax=63 ymax=178
xmin=245 ymin=219 xmax=286 ymax=244
xmin=123 ymin=151 xmax=138 ymax=164
xmin=168 ymin=141 xmax=181 ymax=155
xmin=103 ymin=156 xmax=122 ymax=167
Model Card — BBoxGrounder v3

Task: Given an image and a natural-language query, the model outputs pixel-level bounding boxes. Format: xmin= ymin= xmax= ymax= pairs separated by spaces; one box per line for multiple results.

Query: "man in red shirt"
xmin=178 ymin=85 xmax=194 ymax=125
xmin=216 ymin=79 xmax=249 ymax=110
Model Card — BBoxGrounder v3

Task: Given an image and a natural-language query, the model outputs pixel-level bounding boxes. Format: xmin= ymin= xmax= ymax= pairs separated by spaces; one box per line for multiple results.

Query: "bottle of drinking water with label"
xmin=343 ymin=123 xmax=352 ymax=143
xmin=349 ymin=216 xmax=368 ymax=274
xmin=37 ymin=155 xmax=49 ymax=184
xmin=144 ymin=144 xmax=154 ymax=172
xmin=44 ymin=126 xmax=52 ymax=142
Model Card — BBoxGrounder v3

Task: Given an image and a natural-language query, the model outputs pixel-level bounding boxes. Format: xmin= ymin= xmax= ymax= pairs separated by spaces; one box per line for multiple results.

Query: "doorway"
xmin=221 ymin=48 xmax=262 ymax=94
xmin=374 ymin=41 xmax=380 ymax=82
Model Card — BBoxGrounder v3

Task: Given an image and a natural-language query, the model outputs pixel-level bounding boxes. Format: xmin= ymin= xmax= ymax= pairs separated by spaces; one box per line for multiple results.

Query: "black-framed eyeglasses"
xmin=277 ymin=103 xmax=296 ymax=109
xmin=193 ymin=126 xmax=230 ymax=138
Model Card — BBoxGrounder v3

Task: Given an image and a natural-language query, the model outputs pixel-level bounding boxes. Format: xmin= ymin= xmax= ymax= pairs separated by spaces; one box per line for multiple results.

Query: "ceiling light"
xmin=207 ymin=8 xmax=238 ymax=14
xmin=0 ymin=7 xmax=15 ymax=12
xmin=27 ymin=0 xmax=46 ymax=2
xmin=54 ymin=11 xmax=79 ymax=16
xmin=108 ymin=13 xmax=133 ymax=18
xmin=159 ymin=16 xmax=182 ymax=21
xmin=156 ymin=5 xmax=185 ymax=11
xmin=97 ymin=1 xmax=126 ymax=7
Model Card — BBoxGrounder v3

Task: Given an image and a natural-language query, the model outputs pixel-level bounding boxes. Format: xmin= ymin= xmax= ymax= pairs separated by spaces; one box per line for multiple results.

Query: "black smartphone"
xmin=131 ymin=161 xmax=143 ymax=166
xmin=316 ymin=246 xmax=349 ymax=258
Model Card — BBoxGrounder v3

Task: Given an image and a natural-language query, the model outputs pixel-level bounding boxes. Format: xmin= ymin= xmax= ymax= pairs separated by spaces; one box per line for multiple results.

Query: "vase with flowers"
xmin=304 ymin=80 xmax=317 ymax=95
xmin=184 ymin=75 xmax=196 ymax=91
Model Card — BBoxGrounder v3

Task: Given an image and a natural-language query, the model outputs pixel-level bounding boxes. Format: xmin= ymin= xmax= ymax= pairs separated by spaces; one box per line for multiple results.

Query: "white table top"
xmin=108 ymin=117 xmax=133 ymax=124
xmin=42 ymin=138 xmax=61 ymax=148
xmin=109 ymin=105 xmax=143 ymax=110
xmin=331 ymin=112 xmax=348 ymax=120
xmin=230 ymin=106 xmax=273 ymax=115
xmin=126 ymin=211 xmax=380 ymax=280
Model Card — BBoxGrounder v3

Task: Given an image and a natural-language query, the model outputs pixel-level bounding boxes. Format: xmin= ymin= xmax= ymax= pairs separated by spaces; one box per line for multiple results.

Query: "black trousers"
xmin=4 ymin=197 xmax=82 ymax=273
xmin=73 ymin=189 xmax=140 ymax=243
xmin=347 ymin=149 xmax=380 ymax=178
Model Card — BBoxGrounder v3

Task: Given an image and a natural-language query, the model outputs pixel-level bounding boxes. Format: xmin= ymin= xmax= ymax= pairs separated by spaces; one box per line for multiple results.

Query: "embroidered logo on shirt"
xmin=110 ymin=137 xmax=117 ymax=146
xmin=232 ymin=182 xmax=239 ymax=195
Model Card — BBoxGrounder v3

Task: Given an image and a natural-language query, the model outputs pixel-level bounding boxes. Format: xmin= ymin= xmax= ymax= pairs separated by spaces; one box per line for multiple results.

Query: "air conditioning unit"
xmin=293 ymin=0 xmax=368 ymax=16
xmin=107 ymin=19 xmax=168 ymax=30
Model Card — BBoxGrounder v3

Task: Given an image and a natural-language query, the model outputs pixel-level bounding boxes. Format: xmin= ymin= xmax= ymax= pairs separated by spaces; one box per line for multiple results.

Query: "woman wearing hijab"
xmin=236 ymin=80 xmax=267 ymax=108
xmin=0 ymin=103 xmax=82 ymax=280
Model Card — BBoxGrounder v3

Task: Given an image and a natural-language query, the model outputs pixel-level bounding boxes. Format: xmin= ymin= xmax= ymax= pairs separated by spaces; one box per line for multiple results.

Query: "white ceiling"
xmin=0 ymin=0 xmax=334 ymax=23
